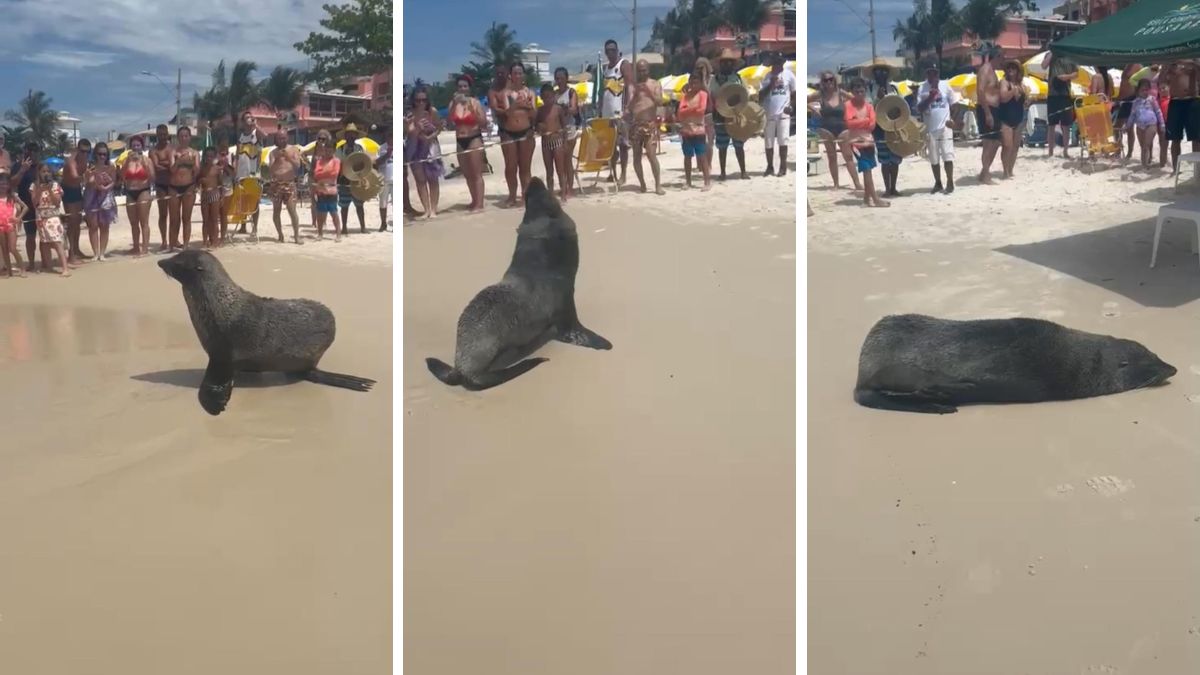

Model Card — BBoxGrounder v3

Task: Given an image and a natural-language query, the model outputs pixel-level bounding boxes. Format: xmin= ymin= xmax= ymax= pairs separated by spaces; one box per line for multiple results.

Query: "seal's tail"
xmin=305 ymin=369 xmax=376 ymax=392
xmin=426 ymin=357 xmax=548 ymax=390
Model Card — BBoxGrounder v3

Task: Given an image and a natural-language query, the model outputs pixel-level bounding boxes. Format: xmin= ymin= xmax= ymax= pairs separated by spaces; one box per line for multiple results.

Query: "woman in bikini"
xmin=554 ymin=66 xmax=581 ymax=191
xmin=168 ymin=126 xmax=200 ymax=250
xmin=310 ymin=130 xmax=342 ymax=241
xmin=405 ymin=88 xmax=444 ymax=219
xmin=83 ymin=142 xmax=118 ymax=261
xmin=500 ymin=61 xmax=537 ymax=207
xmin=118 ymin=135 xmax=155 ymax=256
xmin=31 ymin=162 xmax=70 ymax=276
xmin=450 ymin=74 xmax=487 ymax=213
xmin=0 ymin=171 xmax=28 ymax=277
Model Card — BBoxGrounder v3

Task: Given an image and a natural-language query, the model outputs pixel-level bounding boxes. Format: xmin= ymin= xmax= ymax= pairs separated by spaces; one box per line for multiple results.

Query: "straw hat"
xmin=865 ymin=58 xmax=899 ymax=78
xmin=337 ymin=123 xmax=363 ymax=140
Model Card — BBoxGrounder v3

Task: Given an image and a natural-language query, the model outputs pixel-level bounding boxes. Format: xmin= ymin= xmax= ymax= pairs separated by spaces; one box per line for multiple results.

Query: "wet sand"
xmin=809 ymin=145 xmax=1200 ymax=673
xmin=0 ymin=233 xmax=392 ymax=673
xmin=403 ymin=154 xmax=797 ymax=674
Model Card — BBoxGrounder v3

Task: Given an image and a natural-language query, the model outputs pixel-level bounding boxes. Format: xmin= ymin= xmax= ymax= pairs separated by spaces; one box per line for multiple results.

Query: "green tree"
xmin=722 ymin=0 xmax=770 ymax=62
xmin=652 ymin=8 xmax=690 ymax=73
xmin=928 ymin=0 xmax=964 ymax=71
xmin=294 ymin=0 xmax=392 ymax=86
xmin=1 ymin=124 xmax=29 ymax=156
xmin=4 ymin=90 xmax=59 ymax=151
xmin=894 ymin=0 xmax=933 ymax=70
xmin=259 ymin=66 xmax=308 ymax=117
xmin=680 ymin=0 xmax=723 ymax=55
xmin=959 ymin=0 xmax=1038 ymax=47
xmin=470 ymin=22 xmax=523 ymax=67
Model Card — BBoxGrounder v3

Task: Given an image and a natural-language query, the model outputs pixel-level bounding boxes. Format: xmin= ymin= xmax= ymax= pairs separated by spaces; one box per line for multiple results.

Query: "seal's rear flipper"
xmin=462 ymin=358 xmax=549 ymax=391
xmin=557 ymin=324 xmax=612 ymax=350
xmin=854 ymin=388 xmax=958 ymax=414
xmin=426 ymin=358 xmax=464 ymax=386
xmin=305 ymin=369 xmax=376 ymax=392
xmin=200 ymin=359 xmax=235 ymax=416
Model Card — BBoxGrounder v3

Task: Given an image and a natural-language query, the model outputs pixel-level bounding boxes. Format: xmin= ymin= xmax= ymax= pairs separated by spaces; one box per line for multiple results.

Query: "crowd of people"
xmin=0 ymin=114 xmax=394 ymax=279
xmin=400 ymin=41 xmax=798 ymax=219
xmin=808 ymin=43 xmax=1199 ymax=208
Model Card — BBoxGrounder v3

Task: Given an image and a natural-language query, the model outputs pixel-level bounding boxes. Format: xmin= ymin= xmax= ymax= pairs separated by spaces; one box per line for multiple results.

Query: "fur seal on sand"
xmin=158 ymin=249 xmax=375 ymax=415
xmin=854 ymin=314 xmax=1176 ymax=414
xmin=426 ymin=177 xmax=611 ymax=391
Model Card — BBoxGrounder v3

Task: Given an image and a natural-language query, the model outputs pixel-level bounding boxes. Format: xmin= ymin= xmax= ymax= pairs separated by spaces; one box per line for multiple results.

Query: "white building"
xmin=55 ymin=112 xmax=81 ymax=145
xmin=521 ymin=43 xmax=552 ymax=82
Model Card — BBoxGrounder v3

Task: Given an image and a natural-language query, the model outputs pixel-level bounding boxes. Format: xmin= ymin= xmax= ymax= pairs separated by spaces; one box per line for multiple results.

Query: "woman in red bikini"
xmin=450 ymin=74 xmax=487 ymax=213
xmin=118 ymin=136 xmax=155 ymax=256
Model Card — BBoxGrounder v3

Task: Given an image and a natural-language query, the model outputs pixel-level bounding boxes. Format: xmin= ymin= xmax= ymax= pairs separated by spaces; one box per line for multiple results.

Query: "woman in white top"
xmin=553 ymin=67 xmax=580 ymax=194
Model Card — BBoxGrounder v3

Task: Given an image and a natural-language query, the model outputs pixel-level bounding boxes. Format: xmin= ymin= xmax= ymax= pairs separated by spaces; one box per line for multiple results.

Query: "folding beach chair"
xmin=1074 ymin=94 xmax=1121 ymax=159
xmin=574 ymin=118 xmax=618 ymax=195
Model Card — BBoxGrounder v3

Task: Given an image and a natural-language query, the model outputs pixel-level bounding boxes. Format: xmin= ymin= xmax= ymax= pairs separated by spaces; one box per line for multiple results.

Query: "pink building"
xmin=929 ymin=16 xmax=1086 ymax=65
xmin=696 ymin=0 xmax=797 ymax=59
xmin=1053 ymin=0 xmax=1136 ymax=23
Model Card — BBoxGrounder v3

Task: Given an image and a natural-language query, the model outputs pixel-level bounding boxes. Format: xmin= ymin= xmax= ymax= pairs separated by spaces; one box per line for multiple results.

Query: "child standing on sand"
xmin=845 ymin=78 xmax=888 ymax=208
xmin=0 ymin=171 xmax=28 ymax=277
xmin=536 ymin=83 xmax=571 ymax=202
xmin=198 ymin=148 xmax=226 ymax=248
xmin=31 ymin=162 xmax=70 ymax=276
xmin=216 ymin=138 xmax=234 ymax=244
xmin=1127 ymin=79 xmax=1165 ymax=168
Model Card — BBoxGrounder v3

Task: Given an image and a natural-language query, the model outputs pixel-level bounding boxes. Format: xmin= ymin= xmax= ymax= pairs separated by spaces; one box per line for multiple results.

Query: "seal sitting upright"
xmin=158 ymin=249 xmax=375 ymax=416
xmin=426 ymin=177 xmax=612 ymax=391
xmin=854 ymin=314 xmax=1176 ymax=414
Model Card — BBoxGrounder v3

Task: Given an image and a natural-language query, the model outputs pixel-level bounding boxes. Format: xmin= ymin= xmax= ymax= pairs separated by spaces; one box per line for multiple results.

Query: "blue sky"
xmin=0 ymin=0 xmax=324 ymax=139
xmin=402 ymin=0 xmax=675 ymax=85
xmin=808 ymin=0 xmax=914 ymax=80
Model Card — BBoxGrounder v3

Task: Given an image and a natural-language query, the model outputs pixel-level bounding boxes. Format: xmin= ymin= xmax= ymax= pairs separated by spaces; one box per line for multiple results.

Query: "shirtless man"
xmin=150 ymin=124 xmax=174 ymax=251
xmin=61 ymin=138 xmax=91 ymax=263
xmin=975 ymin=45 xmax=1003 ymax=184
xmin=1164 ymin=61 xmax=1200 ymax=173
xmin=266 ymin=130 xmax=307 ymax=244
xmin=626 ymin=59 xmax=665 ymax=195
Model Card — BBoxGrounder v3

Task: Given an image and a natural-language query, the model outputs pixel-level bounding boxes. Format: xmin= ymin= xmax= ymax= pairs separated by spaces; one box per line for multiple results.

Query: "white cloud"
xmin=21 ymin=50 xmax=120 ymax=70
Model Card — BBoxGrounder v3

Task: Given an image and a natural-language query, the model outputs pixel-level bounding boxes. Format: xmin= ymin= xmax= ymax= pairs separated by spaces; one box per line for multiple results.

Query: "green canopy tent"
xmin=1052 ymin=0 xmax=1200 ymax=65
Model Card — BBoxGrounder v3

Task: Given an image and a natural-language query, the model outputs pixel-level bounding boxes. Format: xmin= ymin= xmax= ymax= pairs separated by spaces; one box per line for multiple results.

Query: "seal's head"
xmin=518 ymin=177 xmax=576 ymax=238
xmin=1107 ymin=338 xmax=1177 ymax=391
xmin=158 ymin=249 xmax=226 ymax=285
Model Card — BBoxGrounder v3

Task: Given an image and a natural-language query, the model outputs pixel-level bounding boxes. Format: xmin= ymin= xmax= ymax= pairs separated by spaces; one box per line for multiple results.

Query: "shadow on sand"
xmin=995 ymin=217 xmax=1200 ymax=308
xmin=131 ymin=369 xmax=302 ymax=389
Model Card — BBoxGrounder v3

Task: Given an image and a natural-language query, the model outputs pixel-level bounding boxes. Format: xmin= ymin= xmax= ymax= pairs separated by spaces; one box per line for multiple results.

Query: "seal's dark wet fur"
xmin=426 ymin=178 xmax=611 ymax=391
xmin=854 ymin=314 xmax=1176 ymax=414
xmin=158 ymin=250 xmax=375 ymax=415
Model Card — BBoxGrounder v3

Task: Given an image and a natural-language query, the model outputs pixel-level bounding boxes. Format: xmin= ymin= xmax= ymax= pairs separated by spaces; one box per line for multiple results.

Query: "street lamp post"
xmin=141 ymin=69 xmax=181 ymax=127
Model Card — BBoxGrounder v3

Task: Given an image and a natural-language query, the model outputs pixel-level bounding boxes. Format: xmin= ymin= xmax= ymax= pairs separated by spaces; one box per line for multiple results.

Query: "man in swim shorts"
xmin=266 ymin=130 xmax=307 ymax=245
xmin=150 ymin=124 xmax=175 ymax=250
xmin=336 ymin=123 xmax=368 ymax=234
xmin=601 ymin=38 xmax=633 ymax=185
xmin=711 ymin=51 xmax=748 ymax=180
xmin=61 ymin=138 xmax=91 ymax=263
xmin=1164 ymin=61 xmax=1200 ymax=173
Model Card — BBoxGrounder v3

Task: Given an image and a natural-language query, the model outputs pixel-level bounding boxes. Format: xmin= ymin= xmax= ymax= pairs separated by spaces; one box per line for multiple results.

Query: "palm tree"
xmin=656 ymin=7 xmax=689 ymax=72
xmin=470 ymin=22 xmax=522 ymax=67
xmin=928 ymin=0 xmax=963 ymax=71
xmin=1 ymin=124 xmax=29 ymax=156
xmin=894 ymin=0 xmax=933 ymax=70
xmin=960 ymin=0 xmax=1008 ymax=46
xmin=259 ymin=66 xmax=307 ymax=120
xmin=681 ymin=0 xmax=723 ymax=55
xmin=4 ymin=90 xmax=59 ymax=151
xmin=722 ymin=0 xmax=769 ymax=62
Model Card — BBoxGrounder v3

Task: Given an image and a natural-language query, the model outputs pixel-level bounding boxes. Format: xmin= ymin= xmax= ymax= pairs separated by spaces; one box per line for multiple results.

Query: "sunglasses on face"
xmin=822 ymin=77 xmax=835 ymax=83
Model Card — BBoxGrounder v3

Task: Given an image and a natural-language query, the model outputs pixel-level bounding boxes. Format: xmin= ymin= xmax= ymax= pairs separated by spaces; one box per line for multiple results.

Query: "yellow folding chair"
xmin=574 ymin=118 xmax=618 ymax=194
xmin=1074 ymin=94 xmax=1121 ymax=157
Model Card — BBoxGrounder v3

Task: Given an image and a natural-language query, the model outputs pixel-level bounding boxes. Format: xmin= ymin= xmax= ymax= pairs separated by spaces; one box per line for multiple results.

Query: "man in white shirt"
xmin=758 ymin=54 xmax=796 ymax=177
xmin=916 ymin=61 xmax=959 ymax=194
xmin=375 ymin=126 xmax=393 ymax=231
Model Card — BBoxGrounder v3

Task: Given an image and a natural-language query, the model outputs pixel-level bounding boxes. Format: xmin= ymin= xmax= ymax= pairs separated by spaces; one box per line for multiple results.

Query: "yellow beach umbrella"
xmin=571 ymin=81 xmax=594 ymax=102
xmin=895 ymin=80 xmax=916 ymax=97
xmin=738 ymin=64 xmax=770 ymax=90
xmin=947 ymin=72 xmax=976 ymax=98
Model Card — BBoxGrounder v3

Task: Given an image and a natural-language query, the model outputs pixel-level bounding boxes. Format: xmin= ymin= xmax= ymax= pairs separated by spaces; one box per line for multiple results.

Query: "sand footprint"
xmin=1086 ymin=476 xmax=1134 ymax=497
xmin=1186 ymin=394 xmax=1200 ymax=404
xmin=1189 ymin=364 xmax=1200 ymax=376
xmin=1102 ymin=301 xmax=1121 ymax=318
xmin=913 ymin=272 xmax=928 ymax=278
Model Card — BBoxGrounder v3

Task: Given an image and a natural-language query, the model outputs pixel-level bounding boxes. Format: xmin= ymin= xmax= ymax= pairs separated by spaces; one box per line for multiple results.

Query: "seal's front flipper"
xmin=462 ymin=358 xmax=549 ymax=391
xmin=853 ymin=388 xmax=959 ymax=414
xmin=199 ymin=359 xmax=235 ymax=416
xmin=305 ymin=369 xmax=376 ymax=392
xmin=557 ymin=324 xmax=613 ymax=350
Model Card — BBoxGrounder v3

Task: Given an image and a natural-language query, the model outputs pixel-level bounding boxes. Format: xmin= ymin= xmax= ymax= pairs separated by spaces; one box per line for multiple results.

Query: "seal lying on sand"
xmin=854 ymin=314 xmax=1176 ymax=414
xmin=158 ymin=250 xmax=375 ymax=416
xmin=426 ymin=177 xmax=612 ymax=391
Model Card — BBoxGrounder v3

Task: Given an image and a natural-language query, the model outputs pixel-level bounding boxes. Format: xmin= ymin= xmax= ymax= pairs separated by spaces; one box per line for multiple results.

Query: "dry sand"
xmin=0 ymin=205 xmax=392 ymax=673
xmin=403 ymin=134 xmax=796 ymax=673
xmin=808 ymin=143 xmax=1200 ymax=673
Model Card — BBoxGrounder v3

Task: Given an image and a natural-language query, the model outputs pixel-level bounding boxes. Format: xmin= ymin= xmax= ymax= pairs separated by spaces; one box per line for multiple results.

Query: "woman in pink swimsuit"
xmin=0 ymin=171 xmax=28 ymax=277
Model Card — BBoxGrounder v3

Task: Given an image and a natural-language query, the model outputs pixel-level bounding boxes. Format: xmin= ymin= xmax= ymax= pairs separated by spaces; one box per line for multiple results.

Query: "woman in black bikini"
xmin=168 ymin=126 xmax=200 ymax=250
xmin=998 ymin=61 xmax=1029 ymax=178
xmin=500 ymin=61 xmax=537 ymax=207
xmin=807 ymin=71 xmax=861 ymax=191
xmin=450 ymin=74 xmax=487 ymax=213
